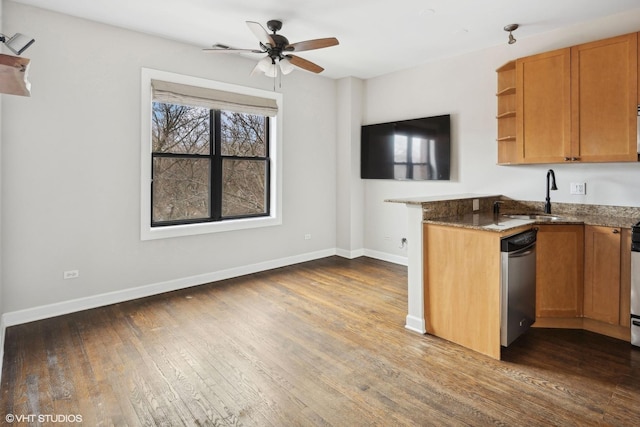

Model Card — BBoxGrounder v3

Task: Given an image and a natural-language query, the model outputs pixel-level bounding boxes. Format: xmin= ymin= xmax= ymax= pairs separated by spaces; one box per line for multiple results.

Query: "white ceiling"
xmin=12 ymin=0 xmax=640 ymax=79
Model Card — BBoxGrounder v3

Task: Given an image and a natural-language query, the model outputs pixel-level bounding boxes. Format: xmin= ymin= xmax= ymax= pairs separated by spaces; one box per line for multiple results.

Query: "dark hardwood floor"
xmin=2 ymin=256 xmax=640 ymax=426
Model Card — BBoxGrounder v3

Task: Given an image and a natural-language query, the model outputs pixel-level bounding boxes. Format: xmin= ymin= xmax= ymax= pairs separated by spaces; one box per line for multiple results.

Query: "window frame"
xmin=140 ymin=68 xmax=282 ymax=240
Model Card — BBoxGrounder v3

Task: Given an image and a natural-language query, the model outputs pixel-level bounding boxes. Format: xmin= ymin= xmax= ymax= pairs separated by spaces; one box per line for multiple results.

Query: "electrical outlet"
xmin=570 ymin=182 xmax=586 ymax=195
xmin=63 ymin=270 xmax=80 ymax=279
xmin=304 ymin=234 xmax=311 ymax=240
xmin=472 ymin=199 xmax=479 ymax=211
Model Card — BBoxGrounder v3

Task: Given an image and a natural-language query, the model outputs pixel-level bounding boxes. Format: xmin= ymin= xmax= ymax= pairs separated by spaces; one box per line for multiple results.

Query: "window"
xmin=140 ymin=69 xmax=282 ymax=240
xmin=152 ymin=105 xmax=270 ymax=225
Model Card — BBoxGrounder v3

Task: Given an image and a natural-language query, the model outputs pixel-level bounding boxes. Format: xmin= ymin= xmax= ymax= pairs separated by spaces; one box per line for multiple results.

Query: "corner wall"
xmin=335 ymin=77 xmax=365 ymax=259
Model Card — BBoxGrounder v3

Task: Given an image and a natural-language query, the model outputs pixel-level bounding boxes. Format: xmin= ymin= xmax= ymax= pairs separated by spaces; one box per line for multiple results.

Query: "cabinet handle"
xmin=612 ymin=229 xmax=620 ymax=234
xmin=564 ymin=157 xmax=571 ymax=161
xmin=571 ymin=157 xmax=580 ymax=161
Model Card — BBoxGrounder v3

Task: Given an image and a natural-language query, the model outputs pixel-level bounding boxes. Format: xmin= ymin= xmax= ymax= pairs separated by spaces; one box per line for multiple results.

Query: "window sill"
xmin=141 ymin=215 xmax=281 ymax=240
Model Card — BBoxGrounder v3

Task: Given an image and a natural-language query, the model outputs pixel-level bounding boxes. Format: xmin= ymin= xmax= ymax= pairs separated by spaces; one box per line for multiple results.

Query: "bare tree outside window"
xmin=151 ymin=102 xmax=269 ymax=226
xmin=220 ymin=111 xmax=267 ymax=217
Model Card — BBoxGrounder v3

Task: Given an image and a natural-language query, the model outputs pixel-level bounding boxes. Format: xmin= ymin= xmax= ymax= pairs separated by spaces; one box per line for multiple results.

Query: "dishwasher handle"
xmin=508 ymin=244 xmax=535 ymax=258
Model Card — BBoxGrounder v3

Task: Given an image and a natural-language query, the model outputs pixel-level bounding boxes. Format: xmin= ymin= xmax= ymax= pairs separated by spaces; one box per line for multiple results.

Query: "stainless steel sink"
xmin=502 ymin=214 xmax=566 ymax=221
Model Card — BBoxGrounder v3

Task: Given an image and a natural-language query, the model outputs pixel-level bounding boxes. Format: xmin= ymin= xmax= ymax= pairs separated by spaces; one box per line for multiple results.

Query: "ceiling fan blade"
xmin=203 ymin=47 xmax=264 ymax=54
xmin=246 ymin=21 xmax=276 ymax=47
xmin=250 ymin=60 xmax=264 ymax=76
xmin=288 ymin=55 xmax=324 ymax=73
xmin=285 ymin=37 xmax=339 ymax=52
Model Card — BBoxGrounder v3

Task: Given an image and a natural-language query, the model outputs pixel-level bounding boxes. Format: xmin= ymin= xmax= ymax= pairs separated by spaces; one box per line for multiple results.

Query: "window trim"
xmin=140 ymin=68 xmax=282 ymax=240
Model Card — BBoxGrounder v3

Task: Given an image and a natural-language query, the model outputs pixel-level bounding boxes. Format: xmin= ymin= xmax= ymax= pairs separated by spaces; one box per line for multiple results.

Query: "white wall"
xmin=335 ymin=77 xmax=364 ymax=258
xmin=362 ymin=9 xmax=640 ymax=259
xmin=0 ymin=2 xmax=337 ymax=315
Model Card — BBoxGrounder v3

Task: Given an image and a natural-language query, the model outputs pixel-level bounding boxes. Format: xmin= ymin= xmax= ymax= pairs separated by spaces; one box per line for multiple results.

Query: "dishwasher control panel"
xmin=501 ymin=229 xmax=537 ymax=252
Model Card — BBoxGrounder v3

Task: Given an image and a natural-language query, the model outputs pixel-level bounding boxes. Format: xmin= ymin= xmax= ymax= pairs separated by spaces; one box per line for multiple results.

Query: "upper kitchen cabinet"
xmin=515 ymin=48 xmax=571 ymax=164
xmin=497 ymin=32 xmax=639 ymax=164
xmin=496 ymin=61 xmax=517 ymax=164
xmin=571 ymin=33 xmax=638 ymax=162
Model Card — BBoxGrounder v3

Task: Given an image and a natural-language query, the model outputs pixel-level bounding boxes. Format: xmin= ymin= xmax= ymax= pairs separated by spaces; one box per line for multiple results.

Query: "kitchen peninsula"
xmin=387 ymin=194 xmax=640 ymax=359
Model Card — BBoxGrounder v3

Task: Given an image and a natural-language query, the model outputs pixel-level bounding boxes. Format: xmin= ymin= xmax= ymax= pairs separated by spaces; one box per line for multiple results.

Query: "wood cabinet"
xmin=515 ymin=48 xmax=572 ymax=164
xmin=423 ymin=223 xmax=531 ymax=359
xmin=583 ymin=226 xmax=631 ymax=330
xmin=497 ymin=32 xmax=639 ymax=164
xmin=571 ymin=33 xmax=638 ymax=162
xmin=620 ymin=228 xmax=632 ymax=327
xmin=583 ymin=225 xmax=621 ymax=324
xmin=535 ymin=225 xmax=584 ymax=320
xmin=496 ymin=61 xmax=517 ymax=164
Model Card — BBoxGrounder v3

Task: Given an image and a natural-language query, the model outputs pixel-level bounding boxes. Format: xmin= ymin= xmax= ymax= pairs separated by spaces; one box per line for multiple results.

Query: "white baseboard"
xmin=2 ymin=248 xmax=337 ymax=328
xmin=363 ymin=249 xmax=408 ymax=266
xmin=335 ymin=247 xmax=365 ymax=259
xmin=405 ymin=314 xmax=426 ymax=334
xmin=336 ymin=248 xmax=407 ymax=265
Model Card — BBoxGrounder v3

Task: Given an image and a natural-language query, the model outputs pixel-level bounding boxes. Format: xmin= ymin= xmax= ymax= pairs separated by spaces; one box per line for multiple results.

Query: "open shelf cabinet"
xmin=496 ymin=61 xmax=517 ymax=164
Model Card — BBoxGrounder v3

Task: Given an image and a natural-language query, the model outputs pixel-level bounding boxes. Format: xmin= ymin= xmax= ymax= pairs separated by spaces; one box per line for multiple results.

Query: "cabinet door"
xmin=516 ymin=48 xmax=571 ymax=163
xmin=583 ymin=225 xmax=621 ymax=324
xmin=571 ymin=33 xmax=638 ymax=162
xmin=536 ymin=225 xmax=584 ymax=318
xmin=620 ymin=228 xmax=632 ymax=327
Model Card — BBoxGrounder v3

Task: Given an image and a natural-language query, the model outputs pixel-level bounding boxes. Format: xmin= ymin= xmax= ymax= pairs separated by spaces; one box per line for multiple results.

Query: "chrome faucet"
xmin=544 ymin=169 xmax=558 ymax=214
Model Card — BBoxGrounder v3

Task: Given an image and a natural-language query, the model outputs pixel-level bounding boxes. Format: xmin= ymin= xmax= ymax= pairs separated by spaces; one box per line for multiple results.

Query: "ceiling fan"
xmin=203 ymin=20 xmax=339 ymax=77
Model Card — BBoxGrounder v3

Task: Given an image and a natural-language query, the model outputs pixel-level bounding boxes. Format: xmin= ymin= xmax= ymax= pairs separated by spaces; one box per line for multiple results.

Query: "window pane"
xmin=394 ymin=165 xmax=408 ymax=179
xmin=152 ymin=158 xmax=210 ymax=222
xmin=394 ymin=135 xmax=408 ymax=162
xmin=412 ymin=137 xmax=429 ymax=162
xmin=152 ymin=102 xmax=210 ymax=154
xmin=222 ymin=159 xmax=267 ymax=217
xmin=220 ymin=111 xmax=266 ymax=157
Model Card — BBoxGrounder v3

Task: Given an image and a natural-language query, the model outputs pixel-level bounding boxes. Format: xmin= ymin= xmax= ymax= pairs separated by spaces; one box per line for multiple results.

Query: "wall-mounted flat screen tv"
xmin=361 ymin=114 xmax=450 ymax=180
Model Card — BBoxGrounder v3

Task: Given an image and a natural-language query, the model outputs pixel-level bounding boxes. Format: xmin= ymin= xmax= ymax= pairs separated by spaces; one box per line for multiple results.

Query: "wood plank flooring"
xmin=2 ymin=256 xmax=640 ymax=426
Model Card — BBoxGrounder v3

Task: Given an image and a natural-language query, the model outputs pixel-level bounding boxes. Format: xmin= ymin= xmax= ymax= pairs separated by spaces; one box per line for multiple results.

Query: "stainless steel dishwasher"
xmin=501 ymin=228 xmax=537 ymax=347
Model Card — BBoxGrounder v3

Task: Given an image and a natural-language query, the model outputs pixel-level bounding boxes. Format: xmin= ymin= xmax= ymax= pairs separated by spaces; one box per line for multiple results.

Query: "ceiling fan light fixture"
xmin=279 ymin=57 xmax=295 ymax=75
xmin=257 ymin=55 xmax=279 ymax=77
xmin=256 ymin=56 xmax=272 ymax=72
xmin=504 ymin=24 xmax=518 ymax=45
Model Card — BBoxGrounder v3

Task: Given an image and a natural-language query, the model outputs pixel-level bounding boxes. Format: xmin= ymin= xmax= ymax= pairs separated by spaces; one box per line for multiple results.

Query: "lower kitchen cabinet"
xmin=620 ymin=228 xmax=632 ymax=327
xmin=536 ymin=225 xmax=584 ymax=320
xmin=583 ymin=225 xmax=621 ymax=324
xmin=583 ymin=225 xmax=631 ymax=333
xmin=535 ymin=224 xmax=631 ymax=341
xmin=422 ymin=223 xmax=532 ymax=360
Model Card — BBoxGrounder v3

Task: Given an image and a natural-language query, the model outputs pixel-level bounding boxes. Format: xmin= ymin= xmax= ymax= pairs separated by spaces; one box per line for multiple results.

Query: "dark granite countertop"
xmin=388 ymin=194 xmax=640 ymax=231
xmin=424 ymin=212 xmax=536 ymax=232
